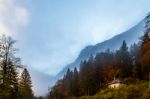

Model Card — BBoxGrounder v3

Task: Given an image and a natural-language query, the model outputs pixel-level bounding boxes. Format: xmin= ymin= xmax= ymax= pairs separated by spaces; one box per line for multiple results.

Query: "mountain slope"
xmin=56 ymin=20 xmax=144 ymax=79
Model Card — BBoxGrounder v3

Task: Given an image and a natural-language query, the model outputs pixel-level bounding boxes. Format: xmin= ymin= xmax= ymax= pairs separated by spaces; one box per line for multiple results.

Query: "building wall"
xmin=109 ymin=83 xmax=126 ymax=89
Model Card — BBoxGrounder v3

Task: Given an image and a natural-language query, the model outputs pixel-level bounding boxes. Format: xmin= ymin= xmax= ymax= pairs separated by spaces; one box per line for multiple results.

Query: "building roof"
xmin=109 ymin=77 xmax=125 ymax=84
xmin=111 ymin=79 xmax=124 ymax=84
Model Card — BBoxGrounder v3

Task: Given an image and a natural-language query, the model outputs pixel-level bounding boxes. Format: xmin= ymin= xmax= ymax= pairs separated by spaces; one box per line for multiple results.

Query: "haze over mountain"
xmin=28 ymin=19 xmax=145 ymax=96
xmin=48 ymin=12 xmax=150 ymax=99
xmin=55 ymin=19 xmax=144 ymax=84
xmin=28 ymin=68 xmax=55 ymax=96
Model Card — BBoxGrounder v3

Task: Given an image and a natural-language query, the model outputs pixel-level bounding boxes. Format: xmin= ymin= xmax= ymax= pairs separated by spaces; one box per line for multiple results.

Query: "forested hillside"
xmin=47 ymin=13 xmax=150 ymax=99
xmin=56 ymin=18 xmax=144 ymax=82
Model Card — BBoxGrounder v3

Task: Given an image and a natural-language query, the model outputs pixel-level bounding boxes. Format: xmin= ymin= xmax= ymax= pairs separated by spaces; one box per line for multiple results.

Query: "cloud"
xmin=0 ymin=0 xmax=29 ymax=36
xmin=16 ymin=7 xmax=29 ymax=26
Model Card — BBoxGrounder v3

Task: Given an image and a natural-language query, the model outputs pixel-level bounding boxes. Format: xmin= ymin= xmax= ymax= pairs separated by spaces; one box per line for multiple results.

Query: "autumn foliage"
xmin=48 ymin=13 xmax=150 ymax=99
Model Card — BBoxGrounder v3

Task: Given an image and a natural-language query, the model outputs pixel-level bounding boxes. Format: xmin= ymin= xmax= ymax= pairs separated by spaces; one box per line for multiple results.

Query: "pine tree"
xmin=116 ymin=40 xmax=132 ymax=78
xmin=79 ymin=61 xmax=87 ymax=95
xmin=65 ymin=68 xmax=73 ymax=97
xmin=19 ymin=68 xmax=33 ymax=98
xmin=72 ymin=67 xmax=79 ymax=96
xmin=129 ymin=43 xmax=141 ymax=79
xmin=7 ymin=58 xmax=19 ymax=98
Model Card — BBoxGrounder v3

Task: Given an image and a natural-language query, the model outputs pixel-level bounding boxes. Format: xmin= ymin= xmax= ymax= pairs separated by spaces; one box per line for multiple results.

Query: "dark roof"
xmin=109 ymin=78 xmax=125 ymax=85
xmin=111 ymin=79 xmax=124 ymax=84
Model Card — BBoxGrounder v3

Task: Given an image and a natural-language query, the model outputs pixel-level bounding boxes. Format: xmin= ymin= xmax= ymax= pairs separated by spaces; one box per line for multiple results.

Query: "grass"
xmin=68 ymin=80 xmax=150 ymax=99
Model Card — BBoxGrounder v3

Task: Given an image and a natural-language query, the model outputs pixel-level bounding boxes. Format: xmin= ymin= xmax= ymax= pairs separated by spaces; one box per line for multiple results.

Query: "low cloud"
xmin=0 ymin=0 xmax=29 ymax=35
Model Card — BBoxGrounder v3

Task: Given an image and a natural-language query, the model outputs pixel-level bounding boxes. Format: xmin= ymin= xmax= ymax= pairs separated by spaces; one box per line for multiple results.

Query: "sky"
xmin=0 ymin=0 xmax=150 ymax=76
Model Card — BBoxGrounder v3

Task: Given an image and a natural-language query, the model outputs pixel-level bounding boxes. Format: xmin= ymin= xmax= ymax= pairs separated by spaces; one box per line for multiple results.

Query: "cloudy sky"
xmin=0 ymin=0 xmax=150 ymax=76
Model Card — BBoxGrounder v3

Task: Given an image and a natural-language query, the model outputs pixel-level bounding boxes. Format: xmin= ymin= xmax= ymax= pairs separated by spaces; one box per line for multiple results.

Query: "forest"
xmin=0 ymin=35 xmax=34 ymax=99
xmin=47 ymin=14 xmax=150 ymax=99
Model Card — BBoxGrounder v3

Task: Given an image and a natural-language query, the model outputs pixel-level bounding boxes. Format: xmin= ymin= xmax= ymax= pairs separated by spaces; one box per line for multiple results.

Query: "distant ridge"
xmin=56 ymin=20 xmax=144 ymax=79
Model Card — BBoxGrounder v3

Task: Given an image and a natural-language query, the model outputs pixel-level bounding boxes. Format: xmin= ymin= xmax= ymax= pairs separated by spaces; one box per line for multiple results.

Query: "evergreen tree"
xmin=72 ymin=67 xmax=79 ymax=96
xmin=79 ymin=60 xmax=88 ymax=95
xmin=66 ymin=68 xmax=73 ymax=97
xmin=116 ymin=40 xmax=132 ymax=78
xmin=19 ymin=68 xmax=33 ymax=98
xmin=140 ymin=12 xmax=150 ymax=80
xmin=130 ymin=43 xmax=141 ymax=79
xmin=7 ymin=58 xmax=19 ymax=98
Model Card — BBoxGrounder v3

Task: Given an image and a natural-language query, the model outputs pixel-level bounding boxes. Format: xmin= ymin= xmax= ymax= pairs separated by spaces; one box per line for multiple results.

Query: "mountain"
xmin=55 ymin=20 xmax=144 ymax=79
xmin=32 ymin=20 xmax=145 ymax=96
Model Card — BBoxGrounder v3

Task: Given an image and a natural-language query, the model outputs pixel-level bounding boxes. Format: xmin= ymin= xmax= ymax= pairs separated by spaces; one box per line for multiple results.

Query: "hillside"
xmin=48 ymin=18 xmax=150 ymax=98
xmin=69 ymin=81 xmax=150 ymax=99
xmin=56 ymin=20 xmax=144 ymax=79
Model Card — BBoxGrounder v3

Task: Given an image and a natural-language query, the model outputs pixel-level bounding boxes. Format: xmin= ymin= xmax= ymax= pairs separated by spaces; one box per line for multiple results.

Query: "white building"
xmin=108 ymin=78 xmax=126 ymax=89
